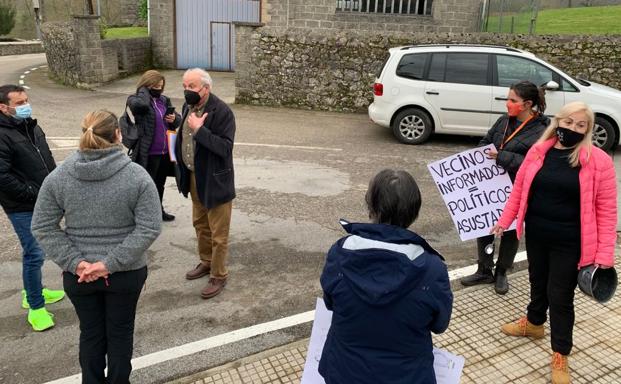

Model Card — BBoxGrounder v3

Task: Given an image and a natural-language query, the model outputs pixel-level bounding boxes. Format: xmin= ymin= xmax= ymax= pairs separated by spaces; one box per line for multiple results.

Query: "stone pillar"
xmin=234 ymin=24 xmax=262 ymax=104
xmin=119 ymin=0 xmax=140 ymax=26
xmin=433 ymin=0 xmax=481 ymax=33
xmin=73 ymin=15 xmax=119 ymax=85
xmin=150 ymin=0 xmax=175 ymax=68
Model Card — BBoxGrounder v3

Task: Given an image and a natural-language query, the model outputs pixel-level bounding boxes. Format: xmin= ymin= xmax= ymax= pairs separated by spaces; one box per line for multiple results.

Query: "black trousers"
xmin=146 ymin=154 xmax=173 ymax=210
xmin=477 ymin=230 xmax=519 ymax=271
xmin=525 ymin=226 xmax=580 ymax=355
xmin=64 ymin=267 xmax=147 ymax=384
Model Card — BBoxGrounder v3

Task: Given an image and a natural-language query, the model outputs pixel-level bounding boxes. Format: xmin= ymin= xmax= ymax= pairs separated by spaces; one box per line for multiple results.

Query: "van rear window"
xmin=375 ymin=54 xmax=391 ymax=79
xmin=396 ymin=53 xmax=429 ymax=80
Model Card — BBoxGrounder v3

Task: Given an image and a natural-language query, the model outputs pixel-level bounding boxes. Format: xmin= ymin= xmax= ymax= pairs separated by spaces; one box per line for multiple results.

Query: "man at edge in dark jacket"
xmin=0 ymin=84 xmax=64 ymax=331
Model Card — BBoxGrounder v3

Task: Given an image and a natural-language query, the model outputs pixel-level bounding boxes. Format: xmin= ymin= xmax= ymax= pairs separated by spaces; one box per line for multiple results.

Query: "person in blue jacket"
xmin=319 ymin=169 xmax=453 ymax=384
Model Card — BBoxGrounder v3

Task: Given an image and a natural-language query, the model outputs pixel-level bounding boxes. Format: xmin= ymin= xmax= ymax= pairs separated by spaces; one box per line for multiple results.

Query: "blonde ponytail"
xmin=79 ymin=110 xmax=120 ymax=150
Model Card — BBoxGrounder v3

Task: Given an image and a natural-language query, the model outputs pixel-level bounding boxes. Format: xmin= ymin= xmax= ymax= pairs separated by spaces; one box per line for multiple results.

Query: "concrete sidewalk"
xmin=169 ymin=259 xmax=621 ymax=384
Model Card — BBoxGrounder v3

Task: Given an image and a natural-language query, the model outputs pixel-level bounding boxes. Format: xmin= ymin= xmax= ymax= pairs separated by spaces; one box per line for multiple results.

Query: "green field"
xmin=485 ymin=5 xmax=621 ymax=35
xmin=104 ymin=26 xmax=148 ymax=39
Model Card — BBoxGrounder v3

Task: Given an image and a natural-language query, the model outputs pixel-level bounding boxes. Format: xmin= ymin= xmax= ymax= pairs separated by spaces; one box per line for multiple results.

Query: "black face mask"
xmin=556 ymin=127 xmax=585 ymax=148
xmin=149 ymin=88 xmax=162 ymax=98
xmin=184 ymin=89 xmax=202 ymax=105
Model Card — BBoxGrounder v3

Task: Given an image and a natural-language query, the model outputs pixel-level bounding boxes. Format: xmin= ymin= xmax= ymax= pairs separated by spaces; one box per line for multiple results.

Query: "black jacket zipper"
xmin=25 ymin=123 xmax=50 ymax=175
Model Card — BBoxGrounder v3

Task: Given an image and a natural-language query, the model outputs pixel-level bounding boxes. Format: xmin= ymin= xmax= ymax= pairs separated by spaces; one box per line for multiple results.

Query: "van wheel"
xmin=392 ymin=108 xmax=433 ymax=144
xmin=593 ymin=116 xmax=616 ymax=151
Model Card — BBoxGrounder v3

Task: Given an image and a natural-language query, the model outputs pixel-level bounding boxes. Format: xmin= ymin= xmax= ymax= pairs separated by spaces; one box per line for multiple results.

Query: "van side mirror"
xmin=543 ymin=81 xmax=560 ymax=90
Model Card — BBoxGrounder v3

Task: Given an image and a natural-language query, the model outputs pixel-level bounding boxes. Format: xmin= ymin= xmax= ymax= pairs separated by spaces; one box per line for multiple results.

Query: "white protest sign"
xmin=300 ymin=298 xmax=331 ymax=384
xmin=427 ymin=144 xmax=515 ymax=241
xmin=301 ymin=298 xmax=465 ymax=384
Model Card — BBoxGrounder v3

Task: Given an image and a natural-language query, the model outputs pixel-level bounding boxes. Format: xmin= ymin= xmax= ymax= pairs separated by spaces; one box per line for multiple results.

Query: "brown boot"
xmin=501 ymin=316 xmax=544 ymax=339
xmin=201 ymin=278 xmax=227 ymax=299
xmin=185 ymin=263 xmax=211 ymax=280
xmin=551 ymin=352 xmax=570 ymax=384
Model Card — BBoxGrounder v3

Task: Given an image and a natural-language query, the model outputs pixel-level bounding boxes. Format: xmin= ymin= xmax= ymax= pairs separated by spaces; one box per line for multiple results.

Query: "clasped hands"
xmin=76 ymin=261 xmax=110 ymax=283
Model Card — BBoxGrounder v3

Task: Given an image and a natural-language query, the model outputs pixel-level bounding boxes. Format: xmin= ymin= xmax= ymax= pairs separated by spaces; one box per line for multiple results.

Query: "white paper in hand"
xmin=300 ymin=298 xmax=330 ymax=384
xmin=433 ymin=348 xmax=465 ymax=384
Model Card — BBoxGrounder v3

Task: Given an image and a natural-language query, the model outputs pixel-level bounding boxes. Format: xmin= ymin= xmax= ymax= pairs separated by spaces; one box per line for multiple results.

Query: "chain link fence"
xmin=480 ymin=0 xmax=621 ymax=34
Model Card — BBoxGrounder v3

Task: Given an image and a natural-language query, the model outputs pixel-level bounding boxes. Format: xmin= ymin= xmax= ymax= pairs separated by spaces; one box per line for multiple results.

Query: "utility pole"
xmin=32 ymin=0 xmax=41 ymax=39
xmin=529 ymin=0 xmax=538 ymax=35
xmin=85 ymin=0 xmax=95 ymax=15
xmin=498 ymin=0 xmax=505 ymax=33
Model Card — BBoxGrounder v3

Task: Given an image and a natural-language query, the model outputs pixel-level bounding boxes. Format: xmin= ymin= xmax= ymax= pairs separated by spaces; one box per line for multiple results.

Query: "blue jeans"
xmin=8 ymin=211 xmax=45 ymax=310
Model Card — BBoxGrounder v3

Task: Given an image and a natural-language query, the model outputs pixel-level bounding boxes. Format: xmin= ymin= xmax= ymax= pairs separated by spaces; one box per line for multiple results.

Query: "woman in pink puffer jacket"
xmin=490 ymin=101 xmax=617 ymax=384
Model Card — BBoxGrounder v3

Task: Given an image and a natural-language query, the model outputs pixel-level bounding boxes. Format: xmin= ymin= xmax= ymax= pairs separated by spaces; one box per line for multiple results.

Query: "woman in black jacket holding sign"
xmin=461 ymin=80 xmax=549 ymax=294
xmin=127 ymin=70 xmax=181 ymax=221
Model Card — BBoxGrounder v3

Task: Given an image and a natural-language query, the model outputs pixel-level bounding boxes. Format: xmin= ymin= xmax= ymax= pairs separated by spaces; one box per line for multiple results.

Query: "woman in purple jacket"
xmin=127 ymin=70 xmax=181 ymax=221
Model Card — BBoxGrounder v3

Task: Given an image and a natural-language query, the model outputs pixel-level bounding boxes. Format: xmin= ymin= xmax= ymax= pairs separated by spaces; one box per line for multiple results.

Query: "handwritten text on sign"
xmin=427 ymin=144 xmax=515 ymax=241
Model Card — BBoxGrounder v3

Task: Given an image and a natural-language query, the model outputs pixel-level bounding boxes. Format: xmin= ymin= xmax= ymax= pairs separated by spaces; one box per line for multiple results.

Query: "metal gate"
xmin=175 ymin=0 xmax=260 ymax=70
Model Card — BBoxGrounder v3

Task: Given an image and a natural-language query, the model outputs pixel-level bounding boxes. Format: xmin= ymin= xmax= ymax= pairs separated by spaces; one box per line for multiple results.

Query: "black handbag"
xmin=119 ymin=104 xmax=140 ymax=151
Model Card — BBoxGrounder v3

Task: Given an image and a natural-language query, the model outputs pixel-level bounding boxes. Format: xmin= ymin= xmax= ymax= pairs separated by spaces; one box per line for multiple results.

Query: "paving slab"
xmin=169 ymin=257 xmax=621 ymax=384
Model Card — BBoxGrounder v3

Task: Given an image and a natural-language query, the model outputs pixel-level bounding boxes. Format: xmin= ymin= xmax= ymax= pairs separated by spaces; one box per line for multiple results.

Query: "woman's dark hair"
xmin=365 ymin=169 xmax=422 ymax=228
xmin=510 ymin=80 xmax=546 ymax=113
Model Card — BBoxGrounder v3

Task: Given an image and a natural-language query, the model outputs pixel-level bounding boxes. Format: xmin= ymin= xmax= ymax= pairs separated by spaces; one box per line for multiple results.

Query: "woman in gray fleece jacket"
xmin=32 ymin=110 xmax=162 ymax=384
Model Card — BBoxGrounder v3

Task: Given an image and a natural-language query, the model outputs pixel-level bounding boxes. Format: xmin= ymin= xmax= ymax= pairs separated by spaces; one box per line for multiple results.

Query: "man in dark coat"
xmin=0 ymin=84 xmax=64 ymax=331
xmin=175 ymin=69 xmax=236 ymax=299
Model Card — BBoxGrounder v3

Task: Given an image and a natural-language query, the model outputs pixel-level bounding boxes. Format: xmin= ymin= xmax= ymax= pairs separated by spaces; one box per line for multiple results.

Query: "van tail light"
xmin=373 ymin=83 xmax=383 ymax=96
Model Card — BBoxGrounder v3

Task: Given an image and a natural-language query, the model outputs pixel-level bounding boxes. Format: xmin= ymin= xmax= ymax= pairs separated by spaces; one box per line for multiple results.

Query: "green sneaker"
xmin=27 ymin=307 xmax=55 ymax=332
xmin=21 ymin=288 xmax=66 ymax=309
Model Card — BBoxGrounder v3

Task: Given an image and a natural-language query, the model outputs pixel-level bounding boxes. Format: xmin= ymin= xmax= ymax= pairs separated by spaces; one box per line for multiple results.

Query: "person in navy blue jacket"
xmin=319 ymin=169 xmax=453 ymax=384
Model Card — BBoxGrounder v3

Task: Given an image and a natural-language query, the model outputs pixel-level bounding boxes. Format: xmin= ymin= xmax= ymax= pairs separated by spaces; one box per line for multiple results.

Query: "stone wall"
xmin=0 ymin=41 xmax=45 ymax=56
xmin=73 ymin=16 xmax=118 ymax=85
xmin=149 ymin=0 xmax=482 ymax=69
xmin=9 ymin=0 xmax=125 ymax=40
xmin=103 ymin=38 xmax=152 ymax=73
xmin=119 ymin=0 xmax=141 ymax=26
xmin=40 ymin=22 xmax=81 ymax=85
xmin=150 ymin=0 xmax=175 ymax=68
xmin=42 ymin=16 xmax=151 ymax=87
xmin=235 ymin=26 xmax=621 ymax=112
xmin=263 ymin=0 xmax=482 ymax=33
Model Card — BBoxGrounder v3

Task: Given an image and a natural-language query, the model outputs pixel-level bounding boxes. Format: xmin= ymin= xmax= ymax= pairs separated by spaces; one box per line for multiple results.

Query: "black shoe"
xmin=461 ymin=265 xmax=494 ymax=286
xmin=162 ymin=211 xmax=175 ymax=222
xmin=494 ymin=268 xmax=509 ymax=295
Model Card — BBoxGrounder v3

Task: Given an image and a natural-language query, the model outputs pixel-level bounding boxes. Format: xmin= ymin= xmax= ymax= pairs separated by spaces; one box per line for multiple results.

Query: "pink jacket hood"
xmin=497 ymin=138 xmax=617 ymax=268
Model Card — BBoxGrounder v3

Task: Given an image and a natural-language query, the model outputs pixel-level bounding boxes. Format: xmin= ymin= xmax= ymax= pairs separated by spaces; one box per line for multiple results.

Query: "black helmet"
xmin=577 ymin=265 xmax=618 ymax=303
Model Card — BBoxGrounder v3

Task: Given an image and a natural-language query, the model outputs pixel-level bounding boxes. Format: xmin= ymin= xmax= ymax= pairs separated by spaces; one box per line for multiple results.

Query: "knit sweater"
xmin=32 ymin=145 xmax=162 ymax=274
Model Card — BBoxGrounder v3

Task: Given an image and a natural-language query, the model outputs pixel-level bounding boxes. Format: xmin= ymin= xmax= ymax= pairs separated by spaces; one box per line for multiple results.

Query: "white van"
xmin=369 ymin=44 xmax=621 ymax=150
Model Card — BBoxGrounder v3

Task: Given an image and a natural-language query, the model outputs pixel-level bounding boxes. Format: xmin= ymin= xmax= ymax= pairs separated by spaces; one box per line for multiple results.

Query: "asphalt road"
xmin=0 ymin=54 xmax=507 ymax=384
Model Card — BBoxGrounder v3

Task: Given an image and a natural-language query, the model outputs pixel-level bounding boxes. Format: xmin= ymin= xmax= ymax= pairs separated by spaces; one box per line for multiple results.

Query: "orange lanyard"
xmin=500 ymin=114 xmax=535 ymax=150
